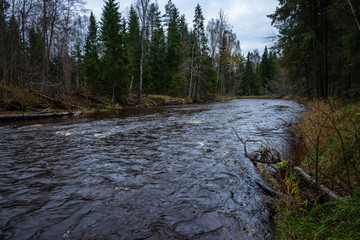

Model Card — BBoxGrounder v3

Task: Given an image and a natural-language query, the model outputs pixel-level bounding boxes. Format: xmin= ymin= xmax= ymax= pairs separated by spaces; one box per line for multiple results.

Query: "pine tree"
xmin=84 ymin=11 xmax=99 ymax=92
xmin=100 ymin=0 xmax=127 ymax=102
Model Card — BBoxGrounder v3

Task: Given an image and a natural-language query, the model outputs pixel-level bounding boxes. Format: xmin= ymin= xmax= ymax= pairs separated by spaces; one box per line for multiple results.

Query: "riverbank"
xmin=0 ymin=85 xmax=242 ymax=121
xmin=271 ymin=99 xmax=360 ymax=239
xmin=0 ymin=85 xmax=189 ymax=112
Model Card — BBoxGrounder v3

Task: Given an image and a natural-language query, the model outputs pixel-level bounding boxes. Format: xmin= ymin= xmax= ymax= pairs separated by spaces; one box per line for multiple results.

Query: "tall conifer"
xmin=100 ymin=0 xmax=127 ymax=102
xmin=84 ymin=11 xmax=99 ymax=91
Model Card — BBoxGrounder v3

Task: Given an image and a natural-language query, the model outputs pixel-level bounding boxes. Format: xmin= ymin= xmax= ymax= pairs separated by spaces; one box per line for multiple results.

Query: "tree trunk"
xmin=188 ymin=45 xmax=194 ymax=99
xmin=137 ymin=0 xmax=150 ymax=104
xmin=348 ymin=0 xmax=360 ymax=32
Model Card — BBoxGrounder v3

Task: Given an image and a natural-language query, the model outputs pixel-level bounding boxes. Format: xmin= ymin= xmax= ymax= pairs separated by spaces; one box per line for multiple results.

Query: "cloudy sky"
xmin=85 ymin=0 xmax=279 ymax=54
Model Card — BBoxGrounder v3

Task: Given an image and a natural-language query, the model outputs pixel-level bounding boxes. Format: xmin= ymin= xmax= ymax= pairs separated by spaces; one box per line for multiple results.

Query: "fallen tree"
xmin=232 ymin=127 xmax=341 ymax=201
xmin=0 ymin=111 xmax=81 ymax=122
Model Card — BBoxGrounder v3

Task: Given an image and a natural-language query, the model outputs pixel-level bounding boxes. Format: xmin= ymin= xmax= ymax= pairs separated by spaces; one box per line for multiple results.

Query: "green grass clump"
xmin=276 ymin=196 xmax=360 ymax=239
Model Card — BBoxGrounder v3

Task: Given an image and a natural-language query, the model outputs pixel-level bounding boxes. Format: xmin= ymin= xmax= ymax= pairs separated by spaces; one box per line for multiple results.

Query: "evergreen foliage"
xmin=5 ymin=0 xmax=357 ymax=103
xmin=0 ymin=0 xmax=277 ymax=102
xmin=100 ymin=0 xmax=127 ymax=102
xmin=84 ymin=11 xmax=99 ymax=92
xmin=126 ymin=5 xmax=141 ymax=94
xmin=269 ymin=0 xmax=360 ymax=98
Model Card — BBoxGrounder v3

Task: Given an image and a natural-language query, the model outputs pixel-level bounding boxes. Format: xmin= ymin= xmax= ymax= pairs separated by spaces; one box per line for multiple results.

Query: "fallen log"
xmin=293 ymin=167 xmax=341 ymax=200
xmin=232 ymin=126 xmax=341 ymax=200
xmin=0 ymin=111 xmax=81 ymax=122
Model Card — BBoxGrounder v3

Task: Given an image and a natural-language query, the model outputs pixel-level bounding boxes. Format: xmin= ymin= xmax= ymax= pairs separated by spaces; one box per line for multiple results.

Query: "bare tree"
xmin=206 ymin=9 xmax=231 ymax=94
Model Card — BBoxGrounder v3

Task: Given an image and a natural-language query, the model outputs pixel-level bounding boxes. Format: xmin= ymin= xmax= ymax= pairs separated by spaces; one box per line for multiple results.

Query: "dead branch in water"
xmin=231 ymin=127 xmax=250 ymax=158
xmin=232 ymin=126 xmax=341 ymax=201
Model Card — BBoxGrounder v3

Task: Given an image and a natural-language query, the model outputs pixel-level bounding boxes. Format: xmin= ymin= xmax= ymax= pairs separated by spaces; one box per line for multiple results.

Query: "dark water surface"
xmin=0 ymin=99 xmax=303 ymax=239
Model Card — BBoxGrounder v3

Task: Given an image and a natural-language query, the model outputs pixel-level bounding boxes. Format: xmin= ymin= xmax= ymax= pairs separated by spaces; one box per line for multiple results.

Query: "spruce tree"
xmin=126 ymin=5 xmax=141 ymax=94
xmin=165 ymin=4 xmax=181 ymax=96
xmin=27 ymin=26 xmax=45 ymax=85
xmin=147 ymin=3 xmax=167 ymax=94
xmin=100 ymin=0 xmax=127 ymax=102
xmin=84 ymin=11 xmax=99 ymax=92
xmin=257 ymin=46 xmax=272 ymax=94
xmin=191 ymin=4 xmax=207 ymax=99
xmin=243 ymin=52 xmax=255 ymax=95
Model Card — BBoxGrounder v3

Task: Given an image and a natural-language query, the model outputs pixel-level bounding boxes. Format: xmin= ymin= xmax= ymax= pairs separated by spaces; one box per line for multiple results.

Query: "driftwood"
xmin=0 ymin=111 xmax=81 ymax=122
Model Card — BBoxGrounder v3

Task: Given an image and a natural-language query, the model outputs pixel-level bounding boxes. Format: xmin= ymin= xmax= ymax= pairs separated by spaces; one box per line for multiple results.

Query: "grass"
xmin=274 ymin=99 xmax=360 ymax=239
xmin=292 ymin=100 xmax=360 ymax=195
xmin=79 ymin=108 xmax=115 ymax=114
xmin=275 ymin=195 xmax=360 ymax=239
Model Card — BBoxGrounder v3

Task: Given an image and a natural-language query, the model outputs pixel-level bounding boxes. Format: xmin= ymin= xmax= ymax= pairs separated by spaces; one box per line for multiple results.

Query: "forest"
xmin=1 ymin=0 xmax=360 ymax=238
xmin=1 ymin=0 xmax=360 ymax=107
xmin=269 ymin=0 xmax=360 ymax=99
xmin=0 ymin=0 xmax=277 ymax=106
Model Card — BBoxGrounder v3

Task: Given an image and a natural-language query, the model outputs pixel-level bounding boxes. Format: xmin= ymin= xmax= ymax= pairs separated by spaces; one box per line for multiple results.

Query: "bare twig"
xmin=231 ymin=127 xmax=250 ymax=158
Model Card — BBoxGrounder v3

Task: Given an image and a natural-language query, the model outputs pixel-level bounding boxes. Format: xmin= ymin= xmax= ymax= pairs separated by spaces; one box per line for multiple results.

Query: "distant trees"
xmin=1 ymin=0 xmax=284 ymax=104
xmin=0 ymin=0 xmax=86 ymax=93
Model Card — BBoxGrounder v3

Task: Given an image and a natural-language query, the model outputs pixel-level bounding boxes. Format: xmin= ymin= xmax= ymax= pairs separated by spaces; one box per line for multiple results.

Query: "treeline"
xmin=269 ymin=0 xmax=360 ymax=99
xmin=0 ymin=0 xmax=277 ymax=103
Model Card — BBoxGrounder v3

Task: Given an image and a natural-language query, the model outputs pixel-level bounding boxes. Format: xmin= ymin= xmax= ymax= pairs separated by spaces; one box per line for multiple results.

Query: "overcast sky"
xmin=85 ymin=0 xmax=279 ymax=55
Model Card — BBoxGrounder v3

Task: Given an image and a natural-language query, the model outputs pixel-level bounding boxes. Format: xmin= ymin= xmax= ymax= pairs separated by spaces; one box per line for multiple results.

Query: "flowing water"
xmin=0 ymin=99 xmax=303 ymax=239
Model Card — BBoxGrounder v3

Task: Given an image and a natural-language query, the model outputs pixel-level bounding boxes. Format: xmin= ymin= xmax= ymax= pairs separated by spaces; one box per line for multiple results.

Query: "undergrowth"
xmin=293 ymin=100 xmax=360 ymax=196
xmin=275 ymin=194 xmax=360 ymax=239
xmin=265 ymin=100 xmax=360 ymax=239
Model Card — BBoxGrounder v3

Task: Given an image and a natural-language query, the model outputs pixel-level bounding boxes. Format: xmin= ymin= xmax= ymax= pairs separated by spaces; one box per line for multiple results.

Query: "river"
xmin=0 ymin=99 xmax=303 ymax=239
